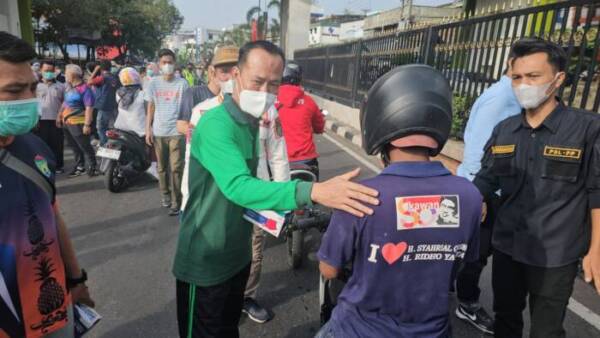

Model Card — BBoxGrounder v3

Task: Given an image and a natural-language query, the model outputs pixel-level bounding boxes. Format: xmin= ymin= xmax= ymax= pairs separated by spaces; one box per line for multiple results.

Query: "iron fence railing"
xmin=295 ymin=0 xmax=600 ymax=136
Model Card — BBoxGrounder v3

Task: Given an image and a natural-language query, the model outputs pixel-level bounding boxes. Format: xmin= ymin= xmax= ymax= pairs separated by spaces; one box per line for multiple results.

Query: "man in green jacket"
xmin=173 ymin=40 xmax=379 ymax=338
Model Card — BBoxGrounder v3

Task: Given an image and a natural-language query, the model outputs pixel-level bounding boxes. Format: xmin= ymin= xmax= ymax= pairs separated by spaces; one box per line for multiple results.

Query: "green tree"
xmin=246 ymin=0 xmax=280 ymax=41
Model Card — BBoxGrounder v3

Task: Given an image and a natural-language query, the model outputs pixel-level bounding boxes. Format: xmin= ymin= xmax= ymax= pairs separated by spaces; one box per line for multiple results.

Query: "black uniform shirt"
xmin=474 ymin=101 xmax=600 ymax=267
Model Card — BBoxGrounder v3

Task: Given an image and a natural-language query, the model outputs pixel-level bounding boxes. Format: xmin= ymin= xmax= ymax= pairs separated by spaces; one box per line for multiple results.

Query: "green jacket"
xmin=172 ymin=94 xmax=313 ymax=286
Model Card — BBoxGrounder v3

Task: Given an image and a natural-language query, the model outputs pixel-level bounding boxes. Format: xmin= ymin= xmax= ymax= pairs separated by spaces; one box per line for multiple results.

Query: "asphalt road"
xmin=57 ymin=131 xmax=600 ymax=338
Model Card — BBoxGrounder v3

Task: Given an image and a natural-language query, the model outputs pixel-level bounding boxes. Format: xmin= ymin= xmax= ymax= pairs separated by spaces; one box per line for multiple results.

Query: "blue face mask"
xmin=42 ymin=71 xmax=56 ymax=80
xmin=0 ymin=98 xmax=40 ymax=137
xmin=147 ymin=69 xmax=154 ymax=77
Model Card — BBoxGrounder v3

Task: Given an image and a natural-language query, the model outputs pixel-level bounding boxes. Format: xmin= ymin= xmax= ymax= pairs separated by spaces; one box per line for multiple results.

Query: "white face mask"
xmin=513 ymin=75 xmax=558 ymax=109
xmin=161 ymin=64 xmax=175 ymax=75
xmin=220 ymin=79 xmax=234 ymax=94
xmin=240 ymin=90 xmax=276 ymax=118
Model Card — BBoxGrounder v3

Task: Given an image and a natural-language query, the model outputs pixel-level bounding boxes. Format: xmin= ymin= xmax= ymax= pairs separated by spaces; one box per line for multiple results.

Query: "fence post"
xmin=422 ymin=26 xmax=438 ymax=66
xmin=351 ymin=41 xmax=363 ymax=108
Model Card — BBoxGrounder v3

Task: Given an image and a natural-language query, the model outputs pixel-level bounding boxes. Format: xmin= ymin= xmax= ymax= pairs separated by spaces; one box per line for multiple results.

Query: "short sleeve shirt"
xmin=144 ymin=77 xmax=189 ymax=137
xmin=36 ymin=82 xmax=65 ymax=120
xmin=0 ymin=134 xmax=69 ymax=337
xmin=318 ymin=162 xmax=482 ymax=338
xmin=178 ymin=85 xmax=216 ymax=122
xmin=62 ymin=83 xmax=95 ymax=125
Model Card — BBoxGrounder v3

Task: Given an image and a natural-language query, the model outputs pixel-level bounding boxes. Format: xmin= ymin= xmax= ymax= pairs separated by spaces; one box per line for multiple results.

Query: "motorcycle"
xmin=97 ymin=129 xmax=151 ymax=193
xmin=283 ymin=163 xmax=330 ymax=269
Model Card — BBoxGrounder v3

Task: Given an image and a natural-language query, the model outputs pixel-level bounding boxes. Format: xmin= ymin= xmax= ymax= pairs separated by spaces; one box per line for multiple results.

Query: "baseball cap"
xmin=212 ymin=46 xmax=239 ymax=67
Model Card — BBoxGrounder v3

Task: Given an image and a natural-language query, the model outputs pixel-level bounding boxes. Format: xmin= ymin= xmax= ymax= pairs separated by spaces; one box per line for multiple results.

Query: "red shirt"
xmin=276 ymin=84 xmax=325 ymax=162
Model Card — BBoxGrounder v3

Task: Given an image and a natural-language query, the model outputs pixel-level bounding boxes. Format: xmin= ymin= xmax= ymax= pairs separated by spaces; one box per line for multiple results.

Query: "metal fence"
xmin=295 ymin=0 xmax=600 ymax=135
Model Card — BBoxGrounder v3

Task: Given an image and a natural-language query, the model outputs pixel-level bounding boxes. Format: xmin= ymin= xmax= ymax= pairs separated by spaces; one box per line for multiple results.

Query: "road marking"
xmin=324 ymin=132 xmax=600 ymax=332
xmin=568 ymin=297 xmax=600 ymax=331
xmin=323 ymin=133 xmax=381 ymax=174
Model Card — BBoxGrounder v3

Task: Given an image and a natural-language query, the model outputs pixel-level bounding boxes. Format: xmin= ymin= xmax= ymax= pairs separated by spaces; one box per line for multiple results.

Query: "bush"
xmin=451 ymin=94 xmax=475 ymax=140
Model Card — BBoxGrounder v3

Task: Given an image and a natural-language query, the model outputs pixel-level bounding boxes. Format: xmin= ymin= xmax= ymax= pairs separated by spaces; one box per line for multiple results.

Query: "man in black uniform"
xmin=474 ymin=37 xmax=600 ymax=338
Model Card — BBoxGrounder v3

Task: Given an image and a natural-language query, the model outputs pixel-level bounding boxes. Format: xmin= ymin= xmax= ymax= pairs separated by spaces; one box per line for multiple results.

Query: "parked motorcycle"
xmin=97 ymin=129 xmax=151 ymax=192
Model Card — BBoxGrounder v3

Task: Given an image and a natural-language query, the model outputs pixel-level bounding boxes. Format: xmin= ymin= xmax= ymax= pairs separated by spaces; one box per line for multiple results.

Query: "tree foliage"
xmin=32 ymin=0 xmax=182 ymax=61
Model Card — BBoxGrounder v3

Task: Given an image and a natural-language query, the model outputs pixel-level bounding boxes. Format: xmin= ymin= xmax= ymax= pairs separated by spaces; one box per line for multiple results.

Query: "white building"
xmin=0 ymin=0 xmax=21 ymax=37
xmin=309 ymin=25 xmax=340 ymax=45
xmin=339 ymin=20 xmax=364 ymax=41
xmin=164 ymin=30 xmax=197 ymax=51
xmin=309 ymin=14 xmax=365 ymax=46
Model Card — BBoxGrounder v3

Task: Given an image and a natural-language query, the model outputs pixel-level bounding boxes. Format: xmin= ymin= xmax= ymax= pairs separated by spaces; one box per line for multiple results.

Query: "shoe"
xmin=56 ymin=168 xmax=64 ymax=174
xmin=161 ymin=198 xmax=171 ymax=208
xmin=90 ymin=139 xmax=100 ymax=148
xmin=68 ymin=167 xmax=86 ymax=178
xmin=168 ymin=208 xmax=180 ymax=216
xmin=242 ymin=298 xmax=272 ymax=323
xmin=455 ymin=302 xmax=494 ymax=335
xmin=88 ymin=167 xmax=100 ymax=177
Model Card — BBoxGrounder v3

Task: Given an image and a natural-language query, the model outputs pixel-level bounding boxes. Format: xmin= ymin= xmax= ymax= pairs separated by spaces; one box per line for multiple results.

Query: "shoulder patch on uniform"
xmin=34 ymin=155 xmax=52 ymax=178
xmin=543 ymin=146 xmax=582 ymax=160
xmin=491 ymin=144 xmax=515 ymax=155
xmin=396 ymin=195 xmax=460 ymax=230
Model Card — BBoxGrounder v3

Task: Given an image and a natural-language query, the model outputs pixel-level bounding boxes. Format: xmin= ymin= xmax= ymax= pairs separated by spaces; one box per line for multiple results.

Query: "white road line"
xmin=323 ymin=133 xmax=381 ymax=174
xmin=324 ymin=131 xmax=600 ymax=332
xmin=568 ymin=297 xmax=600 ymax=331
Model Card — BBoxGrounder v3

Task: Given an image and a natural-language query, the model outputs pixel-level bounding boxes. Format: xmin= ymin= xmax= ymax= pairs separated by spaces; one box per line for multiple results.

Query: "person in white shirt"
xmin=114 ymin=67 xmax=146 ymax=137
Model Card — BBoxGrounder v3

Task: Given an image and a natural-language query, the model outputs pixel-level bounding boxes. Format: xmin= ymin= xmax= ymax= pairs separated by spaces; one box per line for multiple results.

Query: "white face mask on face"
xmin=236 ymin=72 xmax=276 ymax=118
xmin=513 ymin=74 xmax=559 ymax=110
xmin=220 ymin=79 xmax=234 ymax=94
xmin=240 ymin=90 xmax=276 ymax=118
xmin=161 ymin=64 xmax=175 ymax=75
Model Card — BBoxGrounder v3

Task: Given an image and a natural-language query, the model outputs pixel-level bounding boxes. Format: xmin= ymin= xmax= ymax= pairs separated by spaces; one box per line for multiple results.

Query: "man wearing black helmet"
xmin=316 ymin=65 xmax=482 ymax=338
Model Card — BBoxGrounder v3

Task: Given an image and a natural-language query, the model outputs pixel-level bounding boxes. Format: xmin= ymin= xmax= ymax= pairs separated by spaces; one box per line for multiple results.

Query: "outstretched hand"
xmin=311 ymin=168 xmax=379 ymax=217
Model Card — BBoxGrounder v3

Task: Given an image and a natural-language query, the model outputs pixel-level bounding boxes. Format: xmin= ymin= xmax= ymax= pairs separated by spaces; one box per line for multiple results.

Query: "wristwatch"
xmin=67 ymin=269 xmax=88 ymax=288
xmin=84 ymin=124 xmax=91 ymax=128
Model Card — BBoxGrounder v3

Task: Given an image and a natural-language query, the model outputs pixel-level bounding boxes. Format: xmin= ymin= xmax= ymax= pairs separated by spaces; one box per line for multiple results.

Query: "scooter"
xmin=97 ymin=129 xmax=151 ymax=193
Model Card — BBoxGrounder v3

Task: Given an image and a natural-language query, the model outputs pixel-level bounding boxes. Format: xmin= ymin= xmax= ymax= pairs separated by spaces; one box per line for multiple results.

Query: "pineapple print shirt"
xmin=0 ymin=134 xmax=69 ymax=338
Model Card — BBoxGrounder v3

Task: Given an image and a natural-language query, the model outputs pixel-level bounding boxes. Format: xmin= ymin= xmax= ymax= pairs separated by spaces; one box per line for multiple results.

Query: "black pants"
xmin=492 ymin=250 xmax=578 ymax=338
xmin=455 ymin=195 xmax=499 ymax=303
xmin=35 ymin=120 xmax=64 ymax=169
xmin=65 ymin=124 xmax=96 ymax=169
xmin=176 ymin=264 xmax=251 ymax=338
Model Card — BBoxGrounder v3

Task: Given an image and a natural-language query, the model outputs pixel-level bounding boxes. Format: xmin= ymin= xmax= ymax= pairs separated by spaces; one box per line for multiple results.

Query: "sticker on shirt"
xmin=34 ymin=155 xmax=52 ymax=178
xmin=543 ymin=146 xmax=582 ymax=160
xmin=396 ymin=195 xmax=459 ymax=230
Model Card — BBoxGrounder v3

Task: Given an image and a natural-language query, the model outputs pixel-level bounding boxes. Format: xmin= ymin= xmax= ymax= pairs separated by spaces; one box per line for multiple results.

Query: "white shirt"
xmin=114 ymin=90 xmax=147 ymax=137
xmin=180 ymin=96 xmax=290 ymax=211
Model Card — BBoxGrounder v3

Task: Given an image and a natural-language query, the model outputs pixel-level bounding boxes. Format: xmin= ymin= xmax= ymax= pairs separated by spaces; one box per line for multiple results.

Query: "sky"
xmin=172 ymin=0 xmax=452 ymax=31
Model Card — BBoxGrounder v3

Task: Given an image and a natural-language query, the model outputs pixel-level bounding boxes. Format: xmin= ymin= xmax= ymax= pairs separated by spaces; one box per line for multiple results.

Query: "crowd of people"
xmin=1 ymin=29 xmax=600 ymax=338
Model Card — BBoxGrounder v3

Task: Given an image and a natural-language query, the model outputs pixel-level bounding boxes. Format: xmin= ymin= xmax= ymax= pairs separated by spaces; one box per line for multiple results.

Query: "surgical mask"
xmin=0 ymin=98 xmax=40 ymax=137
xmin=220 ymin=79 xmax=234 ymax=94
xmin=111 ymin=67 xmax=118 ymax=74
xmin=147 ymin=69 xmax=155 ymax=77
xmin=240 ymin=90 xmax=276 ymax=118
xmin=513 ymin=75 xmax=558 ymax=109
xmin=161 ymin=64 xmax=175 ymax=75
xmin=42 ymin=71 xmax=56 ymax=80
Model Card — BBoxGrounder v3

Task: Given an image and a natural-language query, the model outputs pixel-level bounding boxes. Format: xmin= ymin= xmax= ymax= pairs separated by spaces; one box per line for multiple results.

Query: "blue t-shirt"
xmin=317 ymin=161 xmax=482 ymax=338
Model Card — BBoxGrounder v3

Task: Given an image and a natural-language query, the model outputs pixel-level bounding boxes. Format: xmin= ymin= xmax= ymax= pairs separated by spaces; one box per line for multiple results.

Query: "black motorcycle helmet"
xmin=360 ymin=64 xmax=452 ymax=157
xmin=282 ymin=61 xmax=302 ymax=85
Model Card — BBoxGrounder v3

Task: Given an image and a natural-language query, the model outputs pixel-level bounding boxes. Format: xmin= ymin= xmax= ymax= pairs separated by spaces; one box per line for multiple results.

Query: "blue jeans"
xmin=96 ymin=109 xmax=115 ymax=145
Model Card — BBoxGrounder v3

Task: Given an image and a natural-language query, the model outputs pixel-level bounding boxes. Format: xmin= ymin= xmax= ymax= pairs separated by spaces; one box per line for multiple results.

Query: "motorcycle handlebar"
xmin=293 ymin=212 xmax=331 ymax=230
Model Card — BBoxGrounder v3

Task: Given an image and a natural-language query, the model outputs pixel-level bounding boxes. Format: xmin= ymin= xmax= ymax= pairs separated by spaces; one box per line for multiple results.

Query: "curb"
xmin=325 ymin=119 xmax=363 ymax=148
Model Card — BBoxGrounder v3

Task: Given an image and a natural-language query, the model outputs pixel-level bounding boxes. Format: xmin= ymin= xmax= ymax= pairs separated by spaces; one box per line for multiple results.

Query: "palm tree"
xmin=246 ymin=0 xmax=280 ymax=41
